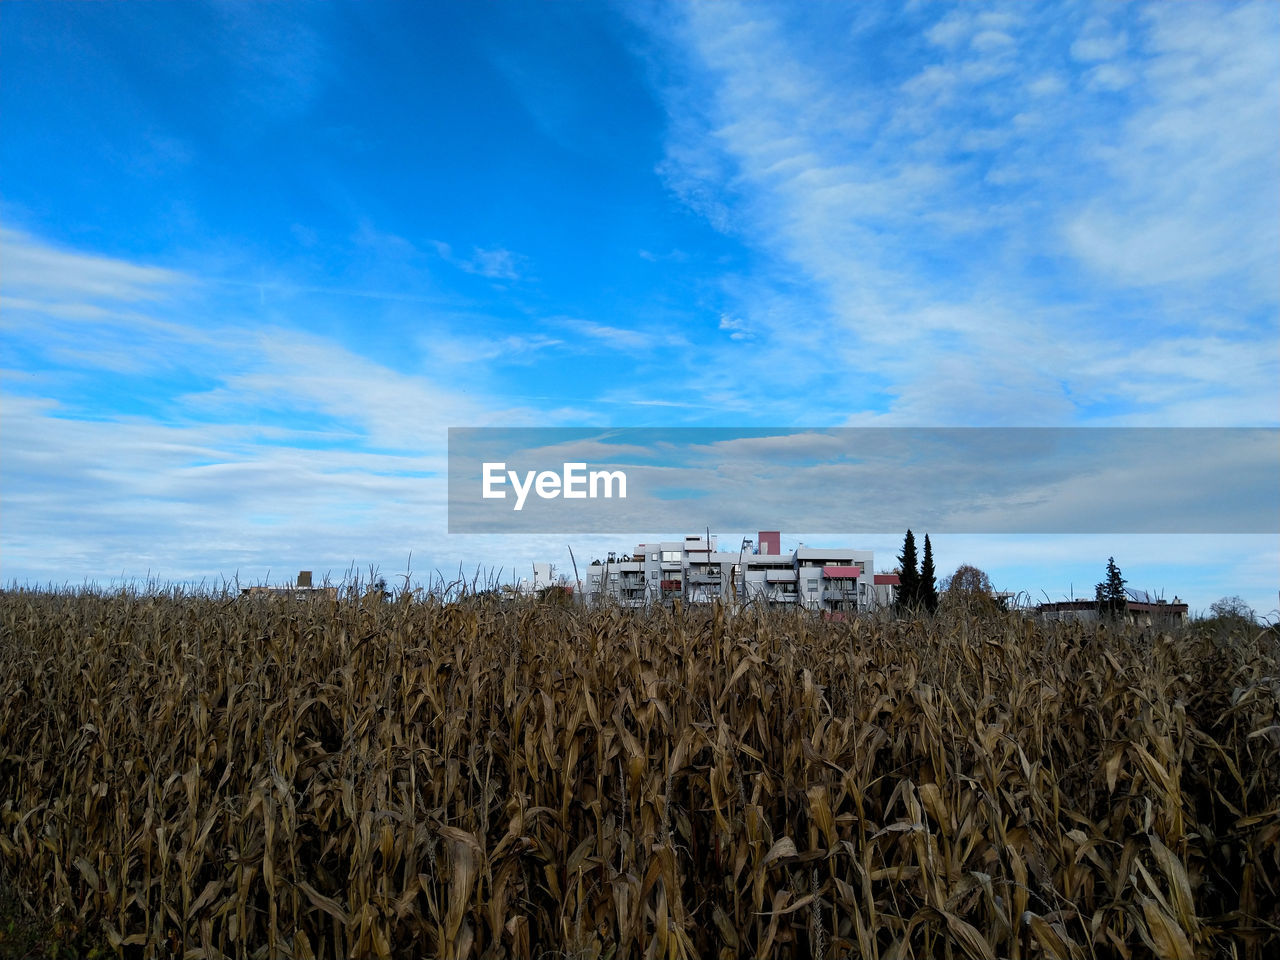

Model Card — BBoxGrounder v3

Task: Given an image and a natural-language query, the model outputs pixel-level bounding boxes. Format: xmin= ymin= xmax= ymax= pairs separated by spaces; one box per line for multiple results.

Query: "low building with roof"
xmin=241 ymin=570 xmax=338 ymax=600
xmin=1036 ymin=588 xmax=1187 ymax=625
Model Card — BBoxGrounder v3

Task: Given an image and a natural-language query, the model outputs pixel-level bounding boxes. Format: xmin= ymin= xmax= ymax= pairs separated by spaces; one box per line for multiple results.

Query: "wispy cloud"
xmin=0 ymin=230 xmax=217 ymax=377
xmin=1 ymin=227 xmax=187 ymax=302
xmin=638 ymin=248 xmax=688 ymax=263
xmin=1064 ymin=3 xmax=1279 ymax=302
xmin=185 ymin=328 xmax=491 ymax=450
xmin=642 ymin=1 xmax=1279 ymax=425
xmin=557 ymin=317 xmax=687 ymax=354
xmin=431 ymin=240 xmax=528 ymax=281
xmin=0 ymin=230 xmax=545 ymax=583
xmin=209 ymin=2 xmax=332 ymax=119
xmin=424 ymin=330 xmax=564 ymax=367
xmin=1 ymin=393 xmax=447 ymax=583
xmin=717 ymin=314 xmax=751 ymax=341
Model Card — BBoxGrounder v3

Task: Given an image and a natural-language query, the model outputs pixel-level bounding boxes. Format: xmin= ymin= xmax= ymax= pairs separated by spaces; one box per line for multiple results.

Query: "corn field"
xmin=1 ymin=588 xmax=1277 ymax=959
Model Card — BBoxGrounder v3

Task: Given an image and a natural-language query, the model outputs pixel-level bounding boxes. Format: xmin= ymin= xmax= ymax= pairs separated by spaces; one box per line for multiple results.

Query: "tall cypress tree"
xmin=920 ymin=534 xmax=939 ymax=614
xmin=897 ymin=529 xmax=920 ymax=612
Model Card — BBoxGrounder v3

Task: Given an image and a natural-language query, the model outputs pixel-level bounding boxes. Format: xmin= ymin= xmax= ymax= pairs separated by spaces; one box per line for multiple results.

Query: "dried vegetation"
xmin=1 ymin=588 xmax=1277 ymax=959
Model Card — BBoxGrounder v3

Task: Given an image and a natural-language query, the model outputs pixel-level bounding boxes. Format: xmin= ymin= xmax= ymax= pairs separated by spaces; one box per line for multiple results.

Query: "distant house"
xmin=1037 ymin=588 xmax=1187 ymax=625
xmin=241 ymin=570 xmax=338 ymax=600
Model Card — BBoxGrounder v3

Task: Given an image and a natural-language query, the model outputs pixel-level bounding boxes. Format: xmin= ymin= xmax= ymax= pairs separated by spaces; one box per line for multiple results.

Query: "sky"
xmin=2 ymin=1 xmax=1277 ymax=618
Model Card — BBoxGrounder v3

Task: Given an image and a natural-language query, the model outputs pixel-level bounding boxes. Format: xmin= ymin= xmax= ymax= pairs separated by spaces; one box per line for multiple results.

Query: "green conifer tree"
xmin=920 ymin=534 xmax=939 ymax=614
xmin=896 ymin=529 xmax=920 ymax=613
xmin=1095 ymin=557 xmax=1127 ymax=618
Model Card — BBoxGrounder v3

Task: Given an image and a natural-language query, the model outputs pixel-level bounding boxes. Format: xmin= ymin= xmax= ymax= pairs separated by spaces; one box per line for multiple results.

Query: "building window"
xmin=662 ymin=551 xmax=680 ymax=562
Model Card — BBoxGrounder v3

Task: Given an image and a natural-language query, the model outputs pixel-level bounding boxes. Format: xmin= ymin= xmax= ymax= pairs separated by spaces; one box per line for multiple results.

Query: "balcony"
xmin=823 ymin=587 xmax=858 ymax=601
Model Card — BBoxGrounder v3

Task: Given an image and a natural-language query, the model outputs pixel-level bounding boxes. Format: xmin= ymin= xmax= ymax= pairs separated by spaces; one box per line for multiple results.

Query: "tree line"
xmin=894 ymin=541 xmax=1234 ymax=623
xmin=892 ymin=530 xmax=1003 ymax=615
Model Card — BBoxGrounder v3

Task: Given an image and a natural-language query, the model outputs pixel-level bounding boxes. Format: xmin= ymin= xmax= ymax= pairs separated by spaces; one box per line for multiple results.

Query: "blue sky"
xmin=2 ymin=1 xmax=1277 ymax=616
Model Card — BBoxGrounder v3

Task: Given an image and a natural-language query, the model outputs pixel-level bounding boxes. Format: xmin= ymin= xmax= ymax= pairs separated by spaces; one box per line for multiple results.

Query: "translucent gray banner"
xmin=447 ymin=427 xmax=1279 ymax=534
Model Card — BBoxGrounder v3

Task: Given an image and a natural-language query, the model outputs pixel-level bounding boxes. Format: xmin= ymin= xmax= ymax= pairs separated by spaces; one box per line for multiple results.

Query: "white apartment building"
xmin=580 ymin=531 xmax=900 ymax=613
xmin=515 ymin=562 xmax=557 ymax=594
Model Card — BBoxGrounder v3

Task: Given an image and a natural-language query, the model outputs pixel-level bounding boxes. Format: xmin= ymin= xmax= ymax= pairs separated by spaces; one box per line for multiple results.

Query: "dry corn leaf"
xmin=1140 ymin=897 xmax=1194 ymax=960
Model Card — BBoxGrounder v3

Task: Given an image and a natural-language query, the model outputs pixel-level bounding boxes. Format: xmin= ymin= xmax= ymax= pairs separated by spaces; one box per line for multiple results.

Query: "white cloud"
xmin=1070 ymin=20 xmax=1129 ymax=63
xmin=464 ymin=247 xmax=524 ymax=281
xmin=187 ymin=330 xmax=476 ymax=447
xmin=640 ymin=1 xmax=1278 ymax=427
xmin=0 ymin=229 xmax=558 ymax=586
xmin=971 ymin=30 xmax=1015 ymax=53
xmin=557 ymin=317 xmax=686 ymax=354
xmin=431 ymin=240 xmax=527 ymax=281
xmin=926 ymin=13 xmax=970 ymax=49
xmin=1064 ymin=3 xmax=1280 ymax=301
xmin=1084 ymin=63 xmax=1136 ymax=91
xmin=424 ymin=330 xmax=564 ymax=366
xmin=1027 ymin=73 xmax=1067 ymax=97
xmin=0 ymin=394 xmax=448 ymax=584
xmin=1 ymin=228 xmax=187 ymax=302
xmin=0 ymin=231 xmax=222 ymax=376
xmin=638 ymin=248 xmax=688 ymax=262
xmin=718 ymin=314 xmax=751 ymax=340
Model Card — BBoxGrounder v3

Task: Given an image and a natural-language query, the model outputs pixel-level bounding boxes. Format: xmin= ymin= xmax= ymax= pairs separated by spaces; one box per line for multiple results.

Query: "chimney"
xmin=758 ymin=531 xmax=780 ymax=556
xmin=297 ymin=570 xmax=312 ymax=588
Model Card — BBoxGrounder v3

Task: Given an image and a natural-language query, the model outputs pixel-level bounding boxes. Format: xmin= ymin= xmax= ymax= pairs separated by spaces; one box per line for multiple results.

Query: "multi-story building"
xmin=581 ymin=531 xmax=900 ymax=613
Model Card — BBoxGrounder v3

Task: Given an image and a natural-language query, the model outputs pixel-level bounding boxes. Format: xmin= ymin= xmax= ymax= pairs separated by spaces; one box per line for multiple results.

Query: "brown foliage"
xmin=941 ymin=565 xmax=1000 ymax=615
xmin=1 ymin=589 xmax=1277 ymax=958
